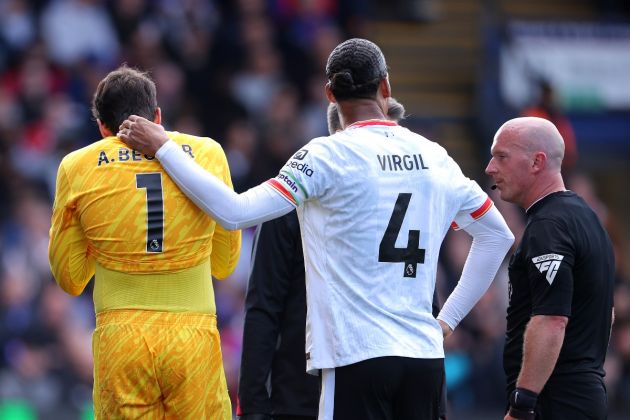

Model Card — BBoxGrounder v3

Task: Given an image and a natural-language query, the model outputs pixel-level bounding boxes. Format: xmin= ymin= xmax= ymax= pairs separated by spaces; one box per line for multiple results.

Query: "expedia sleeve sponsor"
xmin=292 ymin=149 xmax=308 ymax=160
xmin=265 ymin=142 xmax=330 ymax=207
xmin=285 ymin=160 xmax=314 ymax=176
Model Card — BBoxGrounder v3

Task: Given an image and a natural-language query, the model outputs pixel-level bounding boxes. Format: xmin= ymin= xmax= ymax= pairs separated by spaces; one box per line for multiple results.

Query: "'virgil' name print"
xmin=377 ymin=154 xmax=429 ymax=172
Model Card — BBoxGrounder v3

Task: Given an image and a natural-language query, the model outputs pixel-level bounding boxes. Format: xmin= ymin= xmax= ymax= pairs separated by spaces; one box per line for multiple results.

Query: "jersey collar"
xmin=526 ymin=190 xmax=570 ymax=214
xmin=346 ymin=119 xmax=398 ymax=129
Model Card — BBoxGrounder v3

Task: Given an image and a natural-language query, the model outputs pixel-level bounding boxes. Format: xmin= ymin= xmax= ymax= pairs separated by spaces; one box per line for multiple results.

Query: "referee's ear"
xmin=532 ymin=151 xmax=547 ymax=173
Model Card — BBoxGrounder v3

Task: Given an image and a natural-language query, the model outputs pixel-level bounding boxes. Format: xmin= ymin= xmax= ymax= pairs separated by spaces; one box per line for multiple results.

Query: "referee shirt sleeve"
xmin=237 ymin=212 xmax=299 ymax=416
xmin=524 ymin=218 xmax=575 ymax=317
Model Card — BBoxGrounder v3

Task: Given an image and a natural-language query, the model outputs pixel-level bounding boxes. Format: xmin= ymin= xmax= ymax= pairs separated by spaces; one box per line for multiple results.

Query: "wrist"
xmin=508 ymin=387 xmax=538 ymax=420
xmin=437 ymin=318 xmax=453 ymax=338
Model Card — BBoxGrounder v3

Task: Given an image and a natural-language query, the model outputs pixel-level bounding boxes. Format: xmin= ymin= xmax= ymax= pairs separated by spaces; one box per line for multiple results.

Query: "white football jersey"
xmin=265 ymin=120 xmax=492 ymax=372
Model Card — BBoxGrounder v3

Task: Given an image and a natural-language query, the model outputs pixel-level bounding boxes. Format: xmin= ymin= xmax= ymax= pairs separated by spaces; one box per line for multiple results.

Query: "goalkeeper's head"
xmin=92 ymin=65 xmax=159 ymax=136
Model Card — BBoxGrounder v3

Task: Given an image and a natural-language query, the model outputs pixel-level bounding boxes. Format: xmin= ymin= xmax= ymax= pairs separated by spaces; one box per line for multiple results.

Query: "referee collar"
xmin=526 ymin=190 xmax=570 ymax=214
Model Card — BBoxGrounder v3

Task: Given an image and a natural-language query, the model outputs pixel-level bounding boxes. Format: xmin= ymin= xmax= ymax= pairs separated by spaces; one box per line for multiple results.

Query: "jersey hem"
xmin=306 ymin=348 xmax=445 ymax=374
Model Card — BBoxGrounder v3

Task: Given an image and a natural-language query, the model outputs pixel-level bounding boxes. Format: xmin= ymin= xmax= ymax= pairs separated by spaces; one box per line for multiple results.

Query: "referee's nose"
xmin=485 ymin=157 xmax=497 ymax=176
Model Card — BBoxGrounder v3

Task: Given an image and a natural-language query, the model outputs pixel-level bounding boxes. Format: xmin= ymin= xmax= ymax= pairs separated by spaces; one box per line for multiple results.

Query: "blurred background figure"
xmin=1 ymin=1 xmax=629 ymax=419
xmin=521 ymin=80 xmax=578 ymax=174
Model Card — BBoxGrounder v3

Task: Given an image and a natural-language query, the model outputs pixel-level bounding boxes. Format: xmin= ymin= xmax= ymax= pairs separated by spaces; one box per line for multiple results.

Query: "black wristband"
xmin=507 ymin=406 xmax=535 ymax=420
xmin=508 ymin=387 xmax=538 ymax=419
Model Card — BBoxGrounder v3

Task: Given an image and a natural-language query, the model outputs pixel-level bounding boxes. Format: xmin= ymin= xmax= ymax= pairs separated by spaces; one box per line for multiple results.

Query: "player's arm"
xmin=210 ymin=147 xmax=241 ymax=279
xmin=518 ymin=314 xmax=567 ymax=392
xmin=437 ymin=204 xmax=514 ymax=333
xmin=118 ymin=116 xmax=296 ymax=229
xmin=211 ymin=224 xmax=241 ymax=279
xmin=238 ymin=213 xmax=298 ymax=417
xmin=48 ymin=163 xmax=95 ymax=296
xmin=505 ymin=315 xmax=567 ymax=420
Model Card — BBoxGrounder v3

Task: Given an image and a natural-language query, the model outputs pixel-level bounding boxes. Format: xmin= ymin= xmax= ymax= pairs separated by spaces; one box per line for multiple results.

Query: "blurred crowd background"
xmin=0 ymin=0 xmax=629 ymax=419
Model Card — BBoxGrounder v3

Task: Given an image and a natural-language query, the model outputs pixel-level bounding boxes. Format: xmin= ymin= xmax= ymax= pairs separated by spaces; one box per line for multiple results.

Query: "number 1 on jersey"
xmin=136 ymin=173 xmax=164 ymax=253
xmin=379 ymin=193 xmax=425 ymax=278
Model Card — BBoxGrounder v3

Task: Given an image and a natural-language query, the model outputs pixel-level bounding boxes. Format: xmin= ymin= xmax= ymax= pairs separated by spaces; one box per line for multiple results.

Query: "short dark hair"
xmin=325 ymin=38 xmax=388 ymax=101
xmin=92 ymin=65 xmax=157 ymax=134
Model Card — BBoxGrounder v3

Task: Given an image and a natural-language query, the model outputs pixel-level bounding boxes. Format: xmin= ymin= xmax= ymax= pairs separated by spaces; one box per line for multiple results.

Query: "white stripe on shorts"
xmin=318 ymin=368 xmax=335 ymax=420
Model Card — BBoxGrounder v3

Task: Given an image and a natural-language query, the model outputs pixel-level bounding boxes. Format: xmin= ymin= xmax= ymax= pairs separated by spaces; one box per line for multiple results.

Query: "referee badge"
xmin=531 ymin=253 xmax=564 ymax=284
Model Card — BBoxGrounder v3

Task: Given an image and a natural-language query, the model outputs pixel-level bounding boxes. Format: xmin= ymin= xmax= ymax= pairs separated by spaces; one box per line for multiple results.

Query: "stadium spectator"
xmin=521 ymin=80 xmax=578 ymax=174
xmin=41 ymin=0 xmax=119 ymax=67
xmin=486 ymin=117 xmax=614 ymax=420
xmin=118 ymin=38 xmax=514 ymax=419
xmin=48 ymin=66 xmax=241 ymax=418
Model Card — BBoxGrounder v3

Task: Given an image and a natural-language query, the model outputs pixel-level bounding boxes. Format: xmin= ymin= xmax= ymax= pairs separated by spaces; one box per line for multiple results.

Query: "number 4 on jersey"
xmin=379 ymin=193 xmax=425 ymax=278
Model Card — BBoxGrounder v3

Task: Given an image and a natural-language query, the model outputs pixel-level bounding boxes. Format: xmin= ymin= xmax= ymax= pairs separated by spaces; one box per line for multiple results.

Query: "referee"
xmin=486 ymin=117 xmax=615 ymax=420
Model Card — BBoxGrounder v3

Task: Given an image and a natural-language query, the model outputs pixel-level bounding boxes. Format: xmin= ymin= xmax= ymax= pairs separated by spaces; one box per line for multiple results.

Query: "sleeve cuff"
xmin=436 ymin=315 xmax=456 ymax=332
xmin=155 ymin=139 xmax=179 ymax=160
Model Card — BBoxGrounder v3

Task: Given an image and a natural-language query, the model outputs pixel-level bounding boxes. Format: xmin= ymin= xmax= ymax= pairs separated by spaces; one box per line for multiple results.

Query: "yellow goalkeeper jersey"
xmin=49 ymin=132 xmax=241 ymax=314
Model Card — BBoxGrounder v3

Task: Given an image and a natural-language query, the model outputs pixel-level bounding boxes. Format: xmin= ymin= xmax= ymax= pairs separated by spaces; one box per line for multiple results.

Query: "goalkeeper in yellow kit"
xmin=48 ymin=66 xmax=241 ymax=419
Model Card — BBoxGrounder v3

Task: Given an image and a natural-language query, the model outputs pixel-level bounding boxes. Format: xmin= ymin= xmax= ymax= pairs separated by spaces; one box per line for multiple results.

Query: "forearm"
xmin=438 ymin=206 xmax=514 ymax=330
xmin=517 ymin=315 xmax=567 ymax=393
xmin=156 ymin=140 xmax=293 ymax=230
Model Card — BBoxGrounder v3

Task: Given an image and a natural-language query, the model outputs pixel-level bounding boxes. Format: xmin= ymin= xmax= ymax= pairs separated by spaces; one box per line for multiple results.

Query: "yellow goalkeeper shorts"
xmin=92 ymin=310 xmax=231 ymax=419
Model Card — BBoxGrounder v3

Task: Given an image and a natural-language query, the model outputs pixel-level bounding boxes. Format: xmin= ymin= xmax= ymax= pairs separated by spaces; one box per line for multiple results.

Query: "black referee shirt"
xmin=237 ymin=211 xmax=319 ymax=418
xmin=503 ymin=191 xmax=615 ymax=389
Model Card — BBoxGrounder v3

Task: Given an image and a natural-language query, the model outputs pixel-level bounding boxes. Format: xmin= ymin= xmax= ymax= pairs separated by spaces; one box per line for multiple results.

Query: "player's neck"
xmin=338 ymin=99 xmax=387 ymax=129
